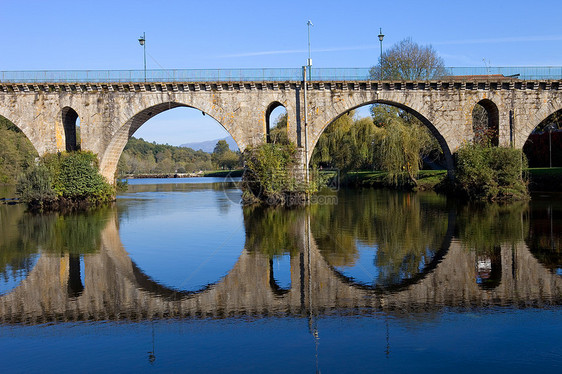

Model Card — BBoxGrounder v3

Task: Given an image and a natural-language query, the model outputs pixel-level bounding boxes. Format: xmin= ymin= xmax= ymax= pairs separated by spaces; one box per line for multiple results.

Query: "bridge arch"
xmin=310 ymin=99 xmax=454 ymax=172
xmin=99 ymin=101 xmax=237 ymax=182
xmin=519 ymin=99 xmax=562 ymax=149
xmin=265 ymin=101 xmax=288 ymax=143
xmin=61 ymin=107 xmax=81 ymax=152
xmin=472 ymin=99 xmax=499 ymax=146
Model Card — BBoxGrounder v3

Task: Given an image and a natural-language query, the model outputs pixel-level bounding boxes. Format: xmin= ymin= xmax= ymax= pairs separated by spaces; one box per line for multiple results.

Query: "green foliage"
xmin=311 ymin=109 xmax=440 ymax=187
xmin=117 ymin=137 xmax=215 ymax=175
xmin=212 ymin=140 xmax=242 ymax=170
xmin=454 ymin=144 xmax=529 ymax=201
xmin=0 ymin=116 xmax=38 ymax=184
xmin=0 ymin=204 xmax=39 ymax=278
xmin=311 ymin=189 xmax=449 ymax=284
xmin=243 ymin=142 xmax=319 ymax=205
xmin=456 ymin=202 xmax=529 ymax=252
xmin=243 ymin=205 xmax=304 ymax=257
xmin=17 ymin=151 xmax=115 ymax=210
xmin=15 ymin=165 xmax=57 ymax=208
xmin=376 ymin=121 xmax=435 ymax=187
xmin=270 ymin=113 xmax=290 ymax=144
xmin=243 ymin=142 xmax=297 ymax=201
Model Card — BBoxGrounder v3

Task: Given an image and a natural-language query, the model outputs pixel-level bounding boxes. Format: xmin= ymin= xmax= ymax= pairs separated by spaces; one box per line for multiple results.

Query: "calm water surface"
xmin=0 ymin=178 xmax=561 ymax=373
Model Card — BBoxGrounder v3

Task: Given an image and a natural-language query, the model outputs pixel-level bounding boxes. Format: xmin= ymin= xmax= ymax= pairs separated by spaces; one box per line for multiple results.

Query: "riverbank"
xmin=339 ymin=167 xmax=562 ymax=192
xmin=120 ymin=169 xmax=244 ymax=179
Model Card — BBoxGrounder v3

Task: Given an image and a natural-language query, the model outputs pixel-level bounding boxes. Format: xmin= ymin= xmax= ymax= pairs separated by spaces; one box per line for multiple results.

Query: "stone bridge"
xmin=1 ymin=211 xmax=560 ymax=325
xmin=1 ymin=75 xmax=562 ymax=181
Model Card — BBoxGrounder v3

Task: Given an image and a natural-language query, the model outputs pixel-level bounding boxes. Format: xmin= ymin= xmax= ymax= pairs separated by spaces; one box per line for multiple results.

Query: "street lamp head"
xmin=378 ymin=28 xmax=384 ymax=42
xmin=307 ymin=20 xmax=313 ymax=27
xmin=138 ymin=34 xmax=145 ymax=46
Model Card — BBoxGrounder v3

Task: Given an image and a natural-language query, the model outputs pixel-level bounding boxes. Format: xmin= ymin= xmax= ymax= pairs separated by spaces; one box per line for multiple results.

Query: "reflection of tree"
xmin=18 ymin=207 xmax=112 ymax=255
xmin=456 ymin=202 xmax=529 ymax=253
xmin=0 ymin=205 xmax=39 ymax=281
xmin=243 ymin=205 xmax=304 ymax=258
xmin=311 ymin=190 xmax=449 ymax=286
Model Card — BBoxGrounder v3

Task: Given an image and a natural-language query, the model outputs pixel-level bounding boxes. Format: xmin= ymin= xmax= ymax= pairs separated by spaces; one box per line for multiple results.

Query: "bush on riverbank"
xmin=16 ymin=151 xmax=115 ymax=210
xmin=451 ymin=144 xmax=528 ymax=201
xmin=242 ymin=143 xmax=323 ymax=206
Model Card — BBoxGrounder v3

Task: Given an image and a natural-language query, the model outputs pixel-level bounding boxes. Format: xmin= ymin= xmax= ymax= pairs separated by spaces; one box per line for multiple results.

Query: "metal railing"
xmin=1 ymin=66 xmax=561 ymax=83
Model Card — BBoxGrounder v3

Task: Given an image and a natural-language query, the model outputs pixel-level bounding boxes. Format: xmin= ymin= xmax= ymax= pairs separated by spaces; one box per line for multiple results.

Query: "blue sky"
xmin=2 ymin=0 xmax=561 ymax=145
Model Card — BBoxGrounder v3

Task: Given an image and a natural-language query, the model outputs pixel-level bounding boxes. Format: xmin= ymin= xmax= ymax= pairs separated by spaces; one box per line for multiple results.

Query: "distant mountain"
xmin=180 ymin=136 xmax=239 ymax=153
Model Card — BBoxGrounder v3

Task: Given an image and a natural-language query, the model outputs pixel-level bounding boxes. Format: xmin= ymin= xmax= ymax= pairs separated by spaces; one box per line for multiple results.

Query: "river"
xmin=0 ymin=178 xmax=561 ymax=373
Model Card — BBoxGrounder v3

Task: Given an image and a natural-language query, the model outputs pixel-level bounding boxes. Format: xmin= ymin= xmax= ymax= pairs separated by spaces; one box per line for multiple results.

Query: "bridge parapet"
xmin=1 ymin=78 xmax=561 ymax=94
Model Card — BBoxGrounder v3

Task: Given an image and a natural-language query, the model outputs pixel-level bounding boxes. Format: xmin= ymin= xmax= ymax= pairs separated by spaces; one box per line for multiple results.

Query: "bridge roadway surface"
xmin=1 ymin=212 xmax=560 ymax=325
xmin=1 ymin=75 xmax=562 ymax=181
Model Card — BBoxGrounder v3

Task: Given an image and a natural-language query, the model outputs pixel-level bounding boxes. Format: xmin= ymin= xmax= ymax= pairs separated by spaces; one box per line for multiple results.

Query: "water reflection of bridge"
xmin=1 ymin=212 xmax=561 ymax=325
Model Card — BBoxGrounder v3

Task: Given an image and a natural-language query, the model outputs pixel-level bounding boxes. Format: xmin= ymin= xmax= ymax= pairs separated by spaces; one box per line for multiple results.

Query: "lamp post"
xmin=138 ymin=32 xmax=146 ymax=82
xmin=307 ymin=20 xmax=313 ymax=78
xmin=378 ymin=28 xmax=384 ymax=80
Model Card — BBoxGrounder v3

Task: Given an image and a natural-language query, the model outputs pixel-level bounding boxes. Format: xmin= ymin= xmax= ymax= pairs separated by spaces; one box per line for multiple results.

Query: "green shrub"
xmin=243 ymin=143 xmax=321 ymax=206
xmin=16 ymin=151 xmax=115 ymax=210
xmin=16 ymin=165 xmax=57 ymax=208
xmin=454 ymin=144 xmax=528 ymax=201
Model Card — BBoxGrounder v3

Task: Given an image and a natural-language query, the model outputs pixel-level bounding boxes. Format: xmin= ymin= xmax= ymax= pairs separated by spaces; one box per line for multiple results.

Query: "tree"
xmin=213 ymin=140 xmax=230 ymax=156
xmin=369 ymin=38 xmax=447 ymax=81
xmin=212 ymin=140 xmax=241 ymax=169
xmin=270 ymin=113 xmax=289 ymax=144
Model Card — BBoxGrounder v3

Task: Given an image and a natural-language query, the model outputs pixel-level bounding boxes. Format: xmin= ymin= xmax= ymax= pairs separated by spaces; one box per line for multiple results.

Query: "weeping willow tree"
xmin=376 ymin=119 xmax=436 ymax=187
xmin=311 ymin=108 xmax=438 ymax=187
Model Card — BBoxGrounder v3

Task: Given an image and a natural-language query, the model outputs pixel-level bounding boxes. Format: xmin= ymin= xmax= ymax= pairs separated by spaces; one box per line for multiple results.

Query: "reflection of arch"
xmin=130 ymin=260 xmax=217 ymax=301
xmin=269 ymin=257 xmax=291 ymax=296
xmin=265 ymin=101 xmax=286 ymax=143
xmin=67 ymin=254 xmax=84 ymax=297
xmin=99 ymin=102 xmax=238 ymax=182
xmin=312 ymin=100 xmax=454 ymax=172
xmin=61 ymin=107 xmax=80 ymax=151
xmin=322 ymin=209 xmax=456 ymax=293
xmin=473 ymin=99 xmax=499 ymax=146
